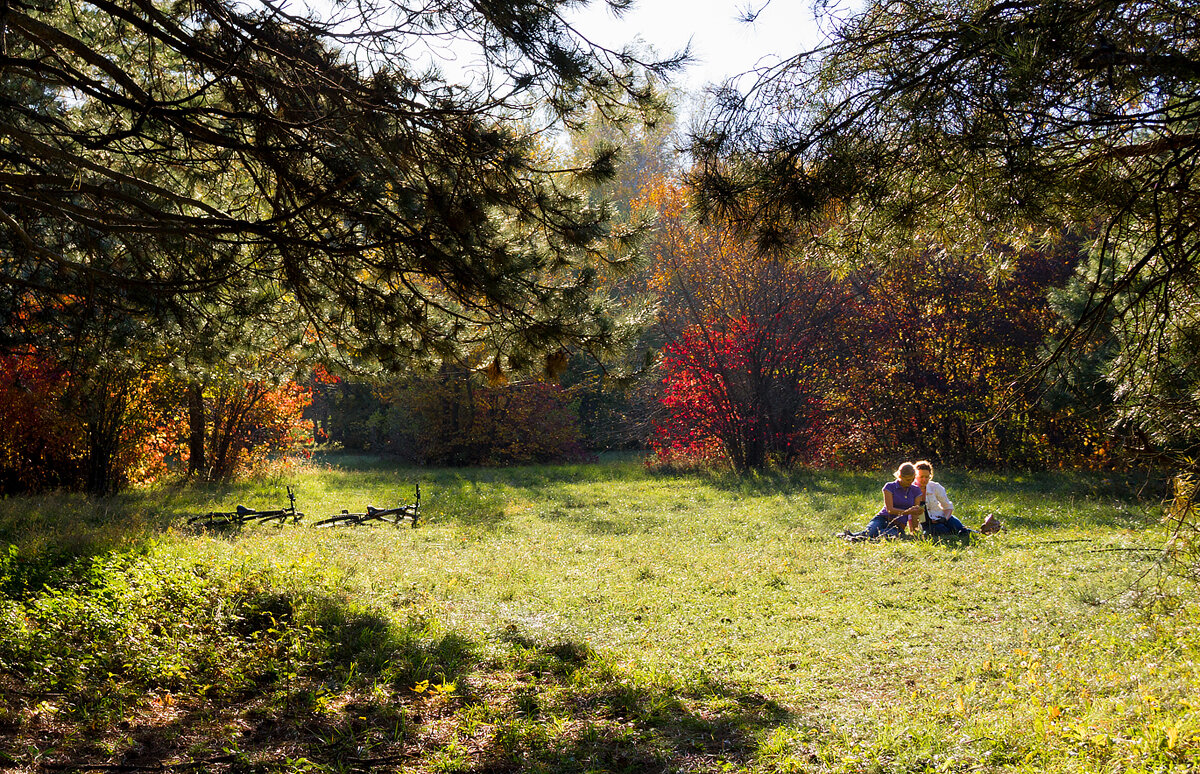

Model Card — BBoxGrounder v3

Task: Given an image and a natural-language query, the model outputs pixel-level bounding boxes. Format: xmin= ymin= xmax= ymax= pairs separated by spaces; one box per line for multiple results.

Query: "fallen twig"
xmin=43 ymin=755 xmax=239 ymax=772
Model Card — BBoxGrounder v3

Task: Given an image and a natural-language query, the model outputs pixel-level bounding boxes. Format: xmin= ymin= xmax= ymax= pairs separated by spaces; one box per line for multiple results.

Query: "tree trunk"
xmin=187 ymin=381 xmax=206 ymax=477
xmin=82 ymin=381 xmax=127 ymax=496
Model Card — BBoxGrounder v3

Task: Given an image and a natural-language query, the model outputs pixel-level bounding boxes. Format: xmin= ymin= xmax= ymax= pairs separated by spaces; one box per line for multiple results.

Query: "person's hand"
xmin=907 ymin=515 xmax=920 ymax=533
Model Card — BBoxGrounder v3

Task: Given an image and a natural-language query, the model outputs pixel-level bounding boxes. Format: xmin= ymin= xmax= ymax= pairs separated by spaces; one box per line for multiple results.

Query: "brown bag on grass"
xmin=980 ymin=514 xmax=1002 ymax=534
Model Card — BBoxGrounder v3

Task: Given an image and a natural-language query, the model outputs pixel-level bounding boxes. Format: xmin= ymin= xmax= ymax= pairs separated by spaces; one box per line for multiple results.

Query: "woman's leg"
xmin=927 ymin=520 xmax=951 ymax=536
xmin=865 ymin=515 xmax=891 ymax=538
xmin=944 ymin=516 xmax=972 ymax=535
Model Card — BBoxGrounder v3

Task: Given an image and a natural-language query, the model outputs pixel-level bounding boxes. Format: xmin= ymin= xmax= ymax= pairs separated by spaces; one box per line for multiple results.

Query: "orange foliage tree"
xmin=0 ymin=342 xmax=312 ymax=493
xmin=0 ymin=347 xmax=185 ymax=494
xmin=198 ymin=379 xmax=313 ymax=482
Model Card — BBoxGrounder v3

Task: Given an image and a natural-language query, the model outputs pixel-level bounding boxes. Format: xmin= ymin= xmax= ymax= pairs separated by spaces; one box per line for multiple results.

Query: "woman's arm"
xmin=934 ymin=483 xmax=954 ymax=516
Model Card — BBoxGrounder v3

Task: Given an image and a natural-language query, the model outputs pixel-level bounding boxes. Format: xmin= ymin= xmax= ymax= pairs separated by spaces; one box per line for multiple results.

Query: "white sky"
xmin=564 ymin=0 xmax=825 ymax=96
xmin=299 ymin=0 xmax=830 ymax=114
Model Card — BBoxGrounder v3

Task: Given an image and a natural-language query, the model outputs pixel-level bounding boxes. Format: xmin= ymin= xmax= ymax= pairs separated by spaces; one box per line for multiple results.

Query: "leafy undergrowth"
xmin=1 ymin=459 xmax=1198 ymax=772
xmin=0 ymin=543 xmax=786 ymax=773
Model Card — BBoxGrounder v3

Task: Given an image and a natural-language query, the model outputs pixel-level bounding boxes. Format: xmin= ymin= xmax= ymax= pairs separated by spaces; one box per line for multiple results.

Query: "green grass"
xmin=0 ymin=455 xmax=1196 ymax=772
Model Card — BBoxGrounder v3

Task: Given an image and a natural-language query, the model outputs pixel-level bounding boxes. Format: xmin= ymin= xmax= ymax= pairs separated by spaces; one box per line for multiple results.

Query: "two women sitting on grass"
xmin=840 ymin=459 xmax=998 ymax=541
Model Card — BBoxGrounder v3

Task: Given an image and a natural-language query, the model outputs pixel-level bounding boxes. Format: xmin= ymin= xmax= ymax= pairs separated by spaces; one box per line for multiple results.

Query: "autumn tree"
xmin=849 ymin=245 xmax=1105 ymax=468
xmin=181 ymin=343 xmax=313 ymax=482
xmin=199 ymin=378 xmax=311 ymax=482
xmin=0 ymin=293 xmax=180 ymax=494
xmin=638 ymin=178 xmax=863 ymax=470
xmin=2 ymin=254 xmax=312 ymax=492
xmin=689 ymin=0 xmax=1200 ymax=461
xmin=0 ymin=350 xmax=82 ymax=492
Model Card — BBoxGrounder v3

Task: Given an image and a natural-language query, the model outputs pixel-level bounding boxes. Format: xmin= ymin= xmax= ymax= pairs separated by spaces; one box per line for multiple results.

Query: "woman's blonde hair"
xmin=915 ymin=460 xmax=933 ymax=474
xmin=894 ymin=462 xmax=917 ymax=480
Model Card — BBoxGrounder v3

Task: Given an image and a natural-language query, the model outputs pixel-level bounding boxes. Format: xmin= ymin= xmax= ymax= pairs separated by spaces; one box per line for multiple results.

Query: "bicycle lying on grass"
xmin=187 ymin=486 xmax=304 ymax=528
xmin=313 ymin=483 xmax=421 ymax=528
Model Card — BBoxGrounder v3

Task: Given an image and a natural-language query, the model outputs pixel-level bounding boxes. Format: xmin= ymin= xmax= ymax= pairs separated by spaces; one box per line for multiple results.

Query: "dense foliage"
xmin=640 ymin=180 xmax=859 ymax=470
xmin=309 ymin=366 xmax=588 ymax=466
xmin=0 ymin=352 xmax=80 ymax=492
xmin=2 ymin=0 xmax=674 ymax=373
xmin=639 ymin=179 xmax=1112 ymax=470
xmin=0 ymin=0 xmax=685 ymax=491
xmin=688 ymin=0 xmax=1200 ymax=463
xmin=0 ymin=348 xmax=311 ymax=493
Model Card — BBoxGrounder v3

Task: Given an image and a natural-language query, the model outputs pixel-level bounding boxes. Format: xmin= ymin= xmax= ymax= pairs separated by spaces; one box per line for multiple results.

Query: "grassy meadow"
xmin=1 ymin=454 xmax=1196 ymax=773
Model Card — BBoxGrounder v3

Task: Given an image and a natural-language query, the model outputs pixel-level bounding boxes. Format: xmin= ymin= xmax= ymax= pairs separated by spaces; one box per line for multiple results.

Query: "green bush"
xmin=0 ymin=545 xmax=473 ymax=726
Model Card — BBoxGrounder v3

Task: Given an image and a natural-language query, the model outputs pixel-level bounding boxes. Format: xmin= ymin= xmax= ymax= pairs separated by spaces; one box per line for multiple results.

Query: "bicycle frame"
xmin=188 ymin=486 xmax=304 ymax=527
xmin=313 ymin=483 xmax=420 ymax=528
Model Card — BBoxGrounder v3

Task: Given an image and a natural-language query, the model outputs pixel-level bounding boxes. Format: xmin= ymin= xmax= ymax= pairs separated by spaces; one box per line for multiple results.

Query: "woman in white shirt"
xmin=912 ymin=460 xmax=973 ymax=536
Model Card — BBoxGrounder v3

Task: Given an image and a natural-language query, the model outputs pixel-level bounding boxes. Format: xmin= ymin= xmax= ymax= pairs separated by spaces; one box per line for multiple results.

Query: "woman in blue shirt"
xmin=841 ymin=462 xmax=923 ymax=540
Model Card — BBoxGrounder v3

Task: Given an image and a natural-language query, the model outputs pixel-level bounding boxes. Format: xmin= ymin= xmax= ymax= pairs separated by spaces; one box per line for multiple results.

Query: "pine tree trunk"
xmin=187 ymin=382 xmax=206 ymax=477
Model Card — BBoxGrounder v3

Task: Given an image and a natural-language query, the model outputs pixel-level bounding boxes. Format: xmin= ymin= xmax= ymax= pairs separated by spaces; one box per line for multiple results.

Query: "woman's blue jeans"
xmin=923 ymin=516 xmax=971 ymax=536
xmin=865 ymin=514 xmax=904 ymax=538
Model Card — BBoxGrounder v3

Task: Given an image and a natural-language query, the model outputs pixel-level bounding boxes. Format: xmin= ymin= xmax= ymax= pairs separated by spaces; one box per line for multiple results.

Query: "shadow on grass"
xmin=0 ymin=479 xmax=315 ymax=570
xmin=454 ymin=628 xmax=792 ymax=774
xmin=0 ymin=491 xmax=190 ymax=596
xmin=0 ymin=565 xmax=480 ymax=772
xmin=2 ymin=595 xmax=791 ymax=774
xmin=537 ymin=504 xmax=645 ymax=536
xmin=693 ymin=467 xmax=881 ymax=498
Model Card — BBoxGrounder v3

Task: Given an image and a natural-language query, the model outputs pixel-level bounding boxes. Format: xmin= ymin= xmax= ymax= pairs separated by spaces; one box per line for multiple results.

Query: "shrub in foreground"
xmin=0 ymin=545 xmax=470 ymax=729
